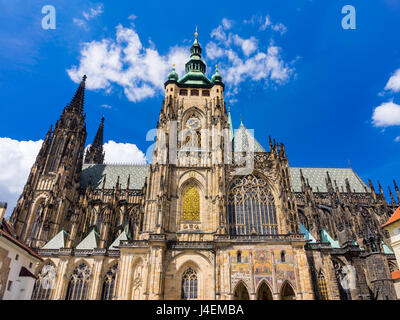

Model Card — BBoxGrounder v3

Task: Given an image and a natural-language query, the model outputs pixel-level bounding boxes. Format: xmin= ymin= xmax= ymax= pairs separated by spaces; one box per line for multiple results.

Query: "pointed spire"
xmin=84 ymin=117 xmax=105 ymax=164
xmin=389 ymin=186 xmax=396 ymax=204
xmin=67 ymin=75 xmax=87 ymax=114
xmin=394 ymin=179 xmax=400 ymax=203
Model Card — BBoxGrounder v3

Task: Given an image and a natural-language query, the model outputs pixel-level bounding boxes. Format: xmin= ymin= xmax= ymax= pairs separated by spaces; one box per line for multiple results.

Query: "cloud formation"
xmin=103 ymin=140 xmax=147 ymax=164
xmin=385 ymin=68 xmax=400 ymax=93
xmin=68 ymin=15 xmax=293 ymax=104
xmin=372 ymin=101 xmax=400 ymax=127
xmin=206 ymin=18 xmax=293 ymax=103
xmin=74 ymin=3 xmax=104 ymax=29
xmin=0 ymin=138 xmax=42 ymax=217
xmin=68 ymin=24 xmax=189 ymax=102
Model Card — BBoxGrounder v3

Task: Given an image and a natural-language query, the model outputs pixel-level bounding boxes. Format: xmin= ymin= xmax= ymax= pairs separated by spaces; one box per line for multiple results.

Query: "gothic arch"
xmin=233 ymin=281 xmax=250 ymax=300
xmin=182 ymin=106 xmax=206 ymax=122
xmin=101 ymin=263 xmax=118 ymax=300
xmin=177 ymin=178 xmax=205 ymax=226
xmin=26 ymin=197 xmax=47 ymax=241
xmin=65 ymin=262 xmax=92 ymax=300
xmin=256 ymin=280 xmax=273 ymax=300
xmin=130 ymin=257 xmax=144 ymax=300
xmin=280 ymin=281 xmax=296 ymax=300
xmin=32 ymin=261 xmax=57 ymax=300
xmin=317 ymin=270 xmax=329 ymax=300
xmin=227 ymin=173 xmax=278 ymax=235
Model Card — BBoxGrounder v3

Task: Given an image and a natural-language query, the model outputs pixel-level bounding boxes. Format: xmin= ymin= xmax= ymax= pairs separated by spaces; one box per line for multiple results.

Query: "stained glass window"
xmin=182 ymin=185 xmax=200 ymax=221
xmin=31 ymin=264 xmax=55 ymax=300
xmin=65 ymin=264 xmax=91 ymax=300
xmin=228 ymin=174 xmax=278 ymax=235
xmin=181 ymin=267 xmax=198 ymax=300
xmin=318 ymin=272 xmax=329 ymax=300
xmin=101 ymin=264 xmax=118 ymax=300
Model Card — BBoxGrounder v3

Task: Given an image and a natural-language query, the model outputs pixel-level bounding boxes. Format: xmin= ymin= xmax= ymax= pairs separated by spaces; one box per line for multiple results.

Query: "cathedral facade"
xmin=9 ymin=32 xmax=400 ymax=300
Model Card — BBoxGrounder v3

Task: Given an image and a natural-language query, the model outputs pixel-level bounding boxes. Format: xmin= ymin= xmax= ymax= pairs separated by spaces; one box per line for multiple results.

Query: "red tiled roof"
xmin=383 ymin=207 xmax=400 ymax=228
xmin=392 ymin=270 xmax=400 ymax=280
xmin=0 ymin=218 xmax=42 ymax=261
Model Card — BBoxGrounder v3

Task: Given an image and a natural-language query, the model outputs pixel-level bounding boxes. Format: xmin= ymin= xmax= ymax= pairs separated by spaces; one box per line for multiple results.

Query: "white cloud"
xmin=0 ymin=138 xmax=43 ymax=217
xmin=222 ymin=18 xmax=234 ymax=30
xmin=74 ymin=3 xmax=104 ymax=29
xmin=395 ymin=136 xmax=400 ymax=142
xmin=206 ymin=21 xmax=293 ymax=103
xmin=372 ymin=101 xmax=400 ymax=127
xmin=256 ymin=15 xmax=287 ymax=35
xmin=103 ymin=140 xmax=147 ymax=164
xmin=385 ymin=68 xmax=400 ymax=93
xmin=68 ymin=24 xmax=189 ymax=102
xmin=83 ymin=3 xmax=104 ymax=21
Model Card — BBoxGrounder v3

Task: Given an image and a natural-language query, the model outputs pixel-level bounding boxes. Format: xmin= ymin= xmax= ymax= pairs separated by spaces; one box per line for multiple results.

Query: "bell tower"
xmin=11 ymin=76 xmax=88 ymax=248
xmin=140 ymin=29 xmax=230 ymax=239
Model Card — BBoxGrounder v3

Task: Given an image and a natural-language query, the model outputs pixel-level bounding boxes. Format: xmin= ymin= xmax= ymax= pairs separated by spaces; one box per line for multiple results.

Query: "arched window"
xmin=30 ymin=203 xmax=44 ymax=240
xmin=318 ymin=272 xmax=329 ymax=300
xmin=101 ymin=264 xmax=118 ymax=300
xmin=227 ymin=174 xmax=278 ymax=235
xmin=182 ymin=185 xmax=200 ymax=221
xmin=89 ymin=208 xmax=97 ymax=227
xmin=281 ymin=251 xmax=286 ymax=263
xmin=65 ymin=264 xmax=91 ymax=300
xmin=31 ymin=264 xmax=56 ymax=300
xmin=181 ymin=267 xmax=198 ymax=300
xmin=237 ymin=251 xmax=242 ymax=263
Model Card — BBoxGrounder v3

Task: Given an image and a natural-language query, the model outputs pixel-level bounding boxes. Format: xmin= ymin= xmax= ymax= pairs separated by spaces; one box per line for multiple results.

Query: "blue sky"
xmin=0 ymin=0 xmax=400 ymax=214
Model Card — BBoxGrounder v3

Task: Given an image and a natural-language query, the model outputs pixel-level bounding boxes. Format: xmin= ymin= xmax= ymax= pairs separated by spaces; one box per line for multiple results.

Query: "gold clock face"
xmin=186 ymin=117 xmax=201 ymax=130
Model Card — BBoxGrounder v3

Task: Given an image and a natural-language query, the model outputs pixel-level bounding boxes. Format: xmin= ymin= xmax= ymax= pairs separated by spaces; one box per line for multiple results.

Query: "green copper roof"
xmin=177 ymin=30 xmax=213 ymax=86
xmin=76 ymin=229 xmax=100 ymax=250
xmin=300 ymin=222 xmax=316 ymax=243
xmin=233 ymin=122 xmax=266 ymax=152
xmin=382 ymin=241 xmax=394 ymax=254
xmin=109 ymin=231 xmax=128 ymax=250
xmin=80 ymin=164 xmax=149 ymax=190
xmin=289 ymin=167 xmax=368 ymax=193
xmin=41 ymin=229 xmax=69 ymax=250
xmin=321 ymin=229 xmax=341 ymax=248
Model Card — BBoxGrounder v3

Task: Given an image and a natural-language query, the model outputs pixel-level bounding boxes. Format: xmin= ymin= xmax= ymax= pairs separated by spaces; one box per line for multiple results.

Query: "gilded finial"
xmin=195 ymin=26 xmax=198 ymax=37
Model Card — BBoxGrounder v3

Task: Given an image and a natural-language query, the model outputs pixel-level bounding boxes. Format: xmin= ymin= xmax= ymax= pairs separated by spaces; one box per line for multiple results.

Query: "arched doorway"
xmin=281 ymin=282 xmax=296 ymax=300
xmin=257 ymin=281 xmax=273 ymax=300
xmin=233 ymin=281 xmax=250 ymax=300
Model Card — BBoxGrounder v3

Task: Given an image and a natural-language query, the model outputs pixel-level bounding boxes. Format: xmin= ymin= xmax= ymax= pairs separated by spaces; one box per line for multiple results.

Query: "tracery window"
xmin=318 ymin=272 xmax=329 ymax=300
xmin=227 ymin=174 xmax=278 ymax=235
xmin=30 ymin=202 xmax=43 ymax=240
xmin=182 ymin=185 xmax=200 ymax=221
xmin=181 ymin=267 xmax=198 ymax=300
xmin=31 ymin=264 xmax=56 ymax=300
xmin=101 ymin=264 xmax=118 ymax=300
xmin=65 ymin=264 xmax=91 ymax=300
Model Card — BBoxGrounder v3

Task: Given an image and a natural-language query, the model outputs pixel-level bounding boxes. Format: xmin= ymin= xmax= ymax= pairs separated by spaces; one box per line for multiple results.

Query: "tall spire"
xmin=68 ymin=75 xmax=87 ymax=114
xmin=84 ymin=117 xmax=105 ymax=164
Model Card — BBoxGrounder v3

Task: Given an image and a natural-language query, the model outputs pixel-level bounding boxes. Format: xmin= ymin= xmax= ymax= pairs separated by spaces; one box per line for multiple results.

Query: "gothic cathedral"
xmin=10 ymin=31 xmax=400 ymax=300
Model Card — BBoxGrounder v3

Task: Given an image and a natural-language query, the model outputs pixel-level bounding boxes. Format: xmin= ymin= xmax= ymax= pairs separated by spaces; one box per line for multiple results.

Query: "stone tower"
xmin=10 ymin=76 xmax=88 ymax=248
xmin=84 ymin=117 xmax=105 ymax=164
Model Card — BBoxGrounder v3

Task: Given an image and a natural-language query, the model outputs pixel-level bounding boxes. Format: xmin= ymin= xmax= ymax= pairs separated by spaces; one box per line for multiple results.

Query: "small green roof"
xmin=109 ymin=231 xmax=128 ymax=250
xmin=382 ymin=241 xmax=394 ymax=254
xmin=300 ymin=222 xmax=317 ymax=243
xmin=41 ymin=229 xmax=69 ymax=250
xmin=321 ymin=229 xmax=341 ymax=248
xmin=76 ymin=229 xmax=100 ymax=250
